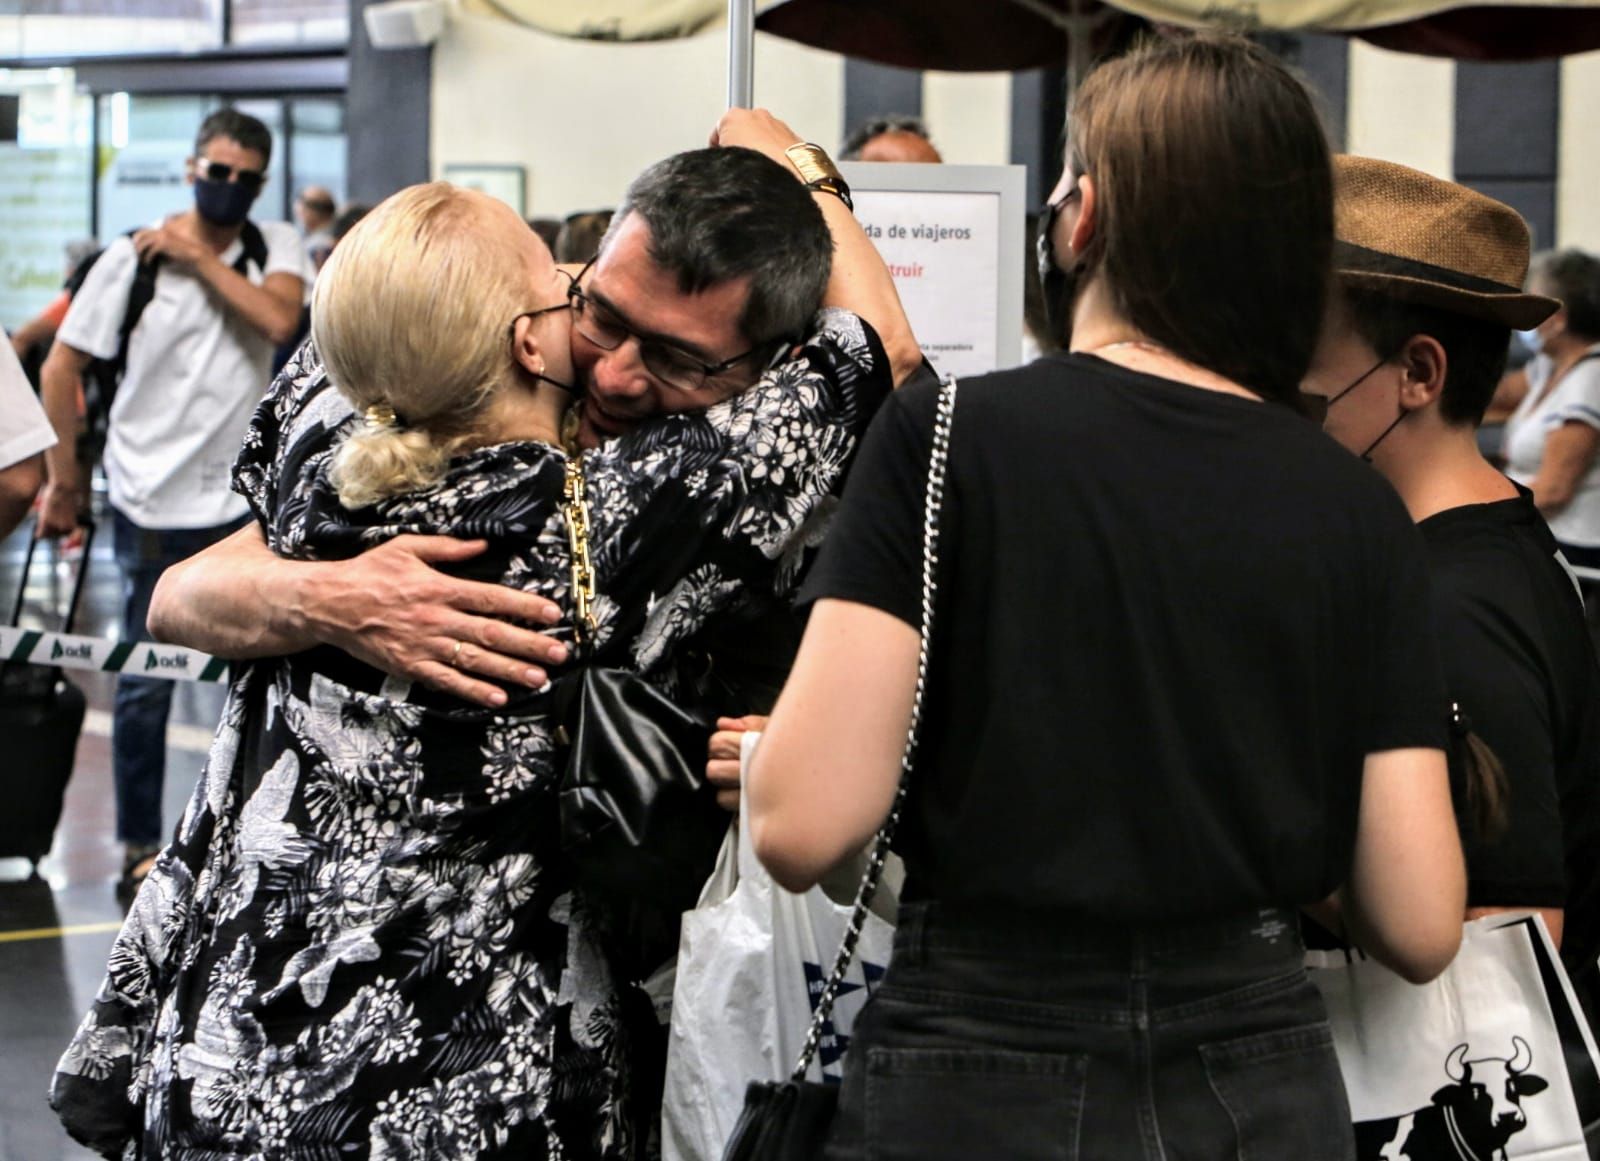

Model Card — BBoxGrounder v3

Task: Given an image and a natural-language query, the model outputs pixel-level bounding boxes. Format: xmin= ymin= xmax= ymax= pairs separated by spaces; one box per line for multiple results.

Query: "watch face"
xmin=787 ymin=144 xmax=834 ymax=177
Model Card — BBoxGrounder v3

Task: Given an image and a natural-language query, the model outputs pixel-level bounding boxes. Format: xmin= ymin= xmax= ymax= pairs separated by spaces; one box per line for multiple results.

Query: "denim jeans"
xmin=824 ymin=901 xmax=1354 ymax=1161
xmin=110 ymin=507 xmax=246 ymax=847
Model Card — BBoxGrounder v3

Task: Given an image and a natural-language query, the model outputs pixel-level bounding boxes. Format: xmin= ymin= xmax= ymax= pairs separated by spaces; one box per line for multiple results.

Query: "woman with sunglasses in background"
xmin=52 ymin=112 xmax=918 ymax=1160
xmin=749 ymin=35 xmax=1466 ymax=1159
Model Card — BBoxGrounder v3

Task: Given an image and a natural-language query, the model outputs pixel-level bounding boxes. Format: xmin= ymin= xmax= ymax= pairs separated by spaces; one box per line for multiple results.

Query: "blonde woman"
xmin=53 ymin=118 xmax=911 ymax=1159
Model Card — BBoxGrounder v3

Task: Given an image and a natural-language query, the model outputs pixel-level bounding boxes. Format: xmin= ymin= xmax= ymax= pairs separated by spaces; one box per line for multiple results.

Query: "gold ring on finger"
xmin=449 ymin=639 xmax=465 ymax=668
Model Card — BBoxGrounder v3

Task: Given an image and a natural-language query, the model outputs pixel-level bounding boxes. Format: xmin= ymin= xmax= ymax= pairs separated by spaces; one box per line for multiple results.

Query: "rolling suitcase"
xmin=0 ymin=521 xmax=93 ymax=870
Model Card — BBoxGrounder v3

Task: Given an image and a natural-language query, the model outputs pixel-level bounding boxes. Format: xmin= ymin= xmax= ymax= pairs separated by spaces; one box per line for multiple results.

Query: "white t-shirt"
xmin=0 ymin=341 xmax=56 ymax=470
xmin=56 ymin=220 xmax=311 ymax=528
xmin=1504 ymin=344 xmax=1600 ymax=548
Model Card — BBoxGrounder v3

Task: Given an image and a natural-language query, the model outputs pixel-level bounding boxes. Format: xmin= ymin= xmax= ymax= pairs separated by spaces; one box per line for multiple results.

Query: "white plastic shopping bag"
xmin=661 ymin=732 xmax=897 ymax=1161
xmin=1307 ymin=913 xmax=1600 ymax=1160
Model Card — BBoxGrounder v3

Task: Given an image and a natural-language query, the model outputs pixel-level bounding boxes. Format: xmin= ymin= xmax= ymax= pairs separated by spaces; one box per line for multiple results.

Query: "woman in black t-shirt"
xmin=747 ymin=35 xmax=1467 ymax=1161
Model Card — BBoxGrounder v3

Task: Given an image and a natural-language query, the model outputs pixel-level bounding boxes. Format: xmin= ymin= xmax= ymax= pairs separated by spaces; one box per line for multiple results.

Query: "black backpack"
xmin=79 ymin=220 xmax=269 ymax=462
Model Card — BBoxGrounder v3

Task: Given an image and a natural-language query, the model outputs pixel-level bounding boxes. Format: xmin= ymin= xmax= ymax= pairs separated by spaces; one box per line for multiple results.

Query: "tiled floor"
xmin=0 ymin=519 xmax=227 ymax=1161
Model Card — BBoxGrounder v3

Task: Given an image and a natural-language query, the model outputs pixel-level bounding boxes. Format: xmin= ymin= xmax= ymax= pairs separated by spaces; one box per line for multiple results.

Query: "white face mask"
xmin=1517 ymin=327 xmax=1546 ymax=356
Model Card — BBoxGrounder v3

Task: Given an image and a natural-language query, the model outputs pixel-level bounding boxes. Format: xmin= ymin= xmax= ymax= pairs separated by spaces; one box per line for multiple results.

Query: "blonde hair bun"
xmin=313 ymin=181 xmax=536 ymax=509
xmin=332 ymin=426 xmax=452 ymax=510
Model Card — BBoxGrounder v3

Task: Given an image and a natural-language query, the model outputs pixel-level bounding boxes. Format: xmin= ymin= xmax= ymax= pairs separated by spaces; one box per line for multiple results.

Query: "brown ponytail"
xmin=1452 ymin=701 xmax=1509 ymax=841
xmin=1461 ymin=732 xmax=1510 ymax=842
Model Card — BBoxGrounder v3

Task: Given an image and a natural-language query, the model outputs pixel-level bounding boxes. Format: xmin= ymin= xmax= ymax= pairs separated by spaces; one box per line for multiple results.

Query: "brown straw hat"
xmin=1334 ymin=155 xmax=1560 ymax=330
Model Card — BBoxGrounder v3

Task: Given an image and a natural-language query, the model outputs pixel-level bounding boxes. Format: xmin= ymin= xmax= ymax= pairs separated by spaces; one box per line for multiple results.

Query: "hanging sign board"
xmin=840 ymin=162 xmax=1026 ymax=379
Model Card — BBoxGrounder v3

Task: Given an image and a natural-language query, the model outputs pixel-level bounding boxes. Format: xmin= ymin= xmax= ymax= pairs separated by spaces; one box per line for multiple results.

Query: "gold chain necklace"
xmin=562 ymin=456 xmax=598 ymax=646
xmin=1094 ymin=339 xmax=1169 ymax=358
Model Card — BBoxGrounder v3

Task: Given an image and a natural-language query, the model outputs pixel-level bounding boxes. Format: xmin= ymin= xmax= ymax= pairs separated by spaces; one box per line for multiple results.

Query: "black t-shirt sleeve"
xmin=1365 ymin=503 xmax=1451 ymax=755
xmin=796 ymin=378 xmax=940 ymax=626
xmin=1434 ymin=577 xmax=1566 ymax=906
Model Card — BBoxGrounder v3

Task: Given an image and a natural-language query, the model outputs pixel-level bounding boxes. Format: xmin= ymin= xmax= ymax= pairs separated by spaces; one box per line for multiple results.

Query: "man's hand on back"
xmin=298 ymin=535 xmax=571 ymax=705
xmin=151 ymin=527 xmax=571 ymax=709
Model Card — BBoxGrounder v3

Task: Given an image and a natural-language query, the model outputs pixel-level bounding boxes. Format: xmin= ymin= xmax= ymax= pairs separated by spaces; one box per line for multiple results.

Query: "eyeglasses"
xmin=566 ymin=260 xmax=768 ymax=392
xmin=197 ymin=158 xmax=267 ymax=195
xmin=506 ymin=300 xmax=571 ymax=346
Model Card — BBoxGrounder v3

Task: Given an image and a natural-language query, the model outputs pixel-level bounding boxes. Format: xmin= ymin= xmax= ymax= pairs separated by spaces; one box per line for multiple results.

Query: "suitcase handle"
xmin=10 ymin=518 xmax=97 ymax=636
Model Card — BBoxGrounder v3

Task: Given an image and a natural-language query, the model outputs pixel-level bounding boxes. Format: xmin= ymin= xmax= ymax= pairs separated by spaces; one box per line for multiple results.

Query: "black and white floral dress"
xmin=51 ymin=309 xmax=892 ymax=1160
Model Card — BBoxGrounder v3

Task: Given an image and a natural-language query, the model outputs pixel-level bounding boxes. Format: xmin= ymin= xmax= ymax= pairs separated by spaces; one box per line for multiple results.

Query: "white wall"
xmin=1346 ymin=40 xmax=1454 ymax=179
xmin=1559 ymin=49 xmax=1600 ymax=251
xmin=430 ymin=10 xmax=844 ymax=218
xmin=922 ymin=71 xmax=1011 ymax=166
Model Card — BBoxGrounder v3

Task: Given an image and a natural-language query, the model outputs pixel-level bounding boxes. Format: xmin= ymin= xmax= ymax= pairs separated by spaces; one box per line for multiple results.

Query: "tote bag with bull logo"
xmin=1307 ymin=913 xmax=1600 ymax=1161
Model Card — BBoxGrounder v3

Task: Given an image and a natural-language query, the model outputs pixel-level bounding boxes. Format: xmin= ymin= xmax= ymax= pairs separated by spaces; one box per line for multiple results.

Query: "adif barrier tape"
xmin=0 ymin=626 xmax=228 ymax=683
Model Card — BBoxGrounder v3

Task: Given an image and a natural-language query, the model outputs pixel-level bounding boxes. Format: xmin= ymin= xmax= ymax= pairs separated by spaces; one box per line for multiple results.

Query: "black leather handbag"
xmin=554 ymin=664 xmax=722 ymax=909
xmin=554 ymin=454 xmax=723 ymax=914
xmin=720 ymin=375 xmax=958 ymax=1161
xmin=722 ymin=1080 xmax=842 ymax=1161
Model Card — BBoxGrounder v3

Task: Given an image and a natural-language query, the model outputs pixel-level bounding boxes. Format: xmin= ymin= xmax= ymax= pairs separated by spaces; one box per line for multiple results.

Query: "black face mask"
xmin=1036 ymin=192 xmax=1081 ymax=348
xmin=1315 ymin=355 xmax=1408 ymax=461
xmin=194 ymin=177 xmax=256 ymax=227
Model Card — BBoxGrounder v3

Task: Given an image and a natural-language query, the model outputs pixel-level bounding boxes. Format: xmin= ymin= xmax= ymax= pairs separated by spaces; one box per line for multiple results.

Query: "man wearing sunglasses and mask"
xmin=36 ymin=108 xmax=312 ymax=897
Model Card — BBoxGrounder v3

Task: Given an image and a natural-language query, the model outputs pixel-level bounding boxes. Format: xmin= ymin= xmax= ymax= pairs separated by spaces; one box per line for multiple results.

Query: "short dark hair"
xmin=195 ymin=108 xmax=273 ymax=166
xmin=603 ymin=147 xmax=831 ymax=346
xmin=841 ymin=114 xmax=934 ymax=160
xmin=1068 ymin=34 xmax=1333 ymax=407
xmin=1533 ymin=249 xmax=1600 ymax=339
xmin=1341 ymin=286 xmax=1511 ymax=427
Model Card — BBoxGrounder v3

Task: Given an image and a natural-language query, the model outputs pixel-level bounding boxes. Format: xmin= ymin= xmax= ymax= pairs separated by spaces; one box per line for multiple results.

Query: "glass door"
xmin=0 ymin=68 xmax=92 ymax=331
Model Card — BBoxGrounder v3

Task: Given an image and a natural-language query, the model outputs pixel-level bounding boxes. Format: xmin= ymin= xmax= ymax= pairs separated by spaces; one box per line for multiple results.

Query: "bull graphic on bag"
xmin=1354 ymin=1038 xmax=1549 ymax=1161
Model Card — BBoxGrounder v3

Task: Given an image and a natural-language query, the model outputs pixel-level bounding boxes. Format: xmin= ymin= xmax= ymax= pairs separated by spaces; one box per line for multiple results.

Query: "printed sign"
xmin=853 ymin=190 xmax=1001 ymax=379
xmin=843 ymin=163 xmax=1026 ymax=380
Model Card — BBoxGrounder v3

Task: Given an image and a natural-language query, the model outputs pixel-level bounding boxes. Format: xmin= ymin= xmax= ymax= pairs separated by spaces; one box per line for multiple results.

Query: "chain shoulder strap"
xmin=790 ymin=374 xmax=958 ymax=1081
xmin=563 ymin=455 xmax=599 ymax=646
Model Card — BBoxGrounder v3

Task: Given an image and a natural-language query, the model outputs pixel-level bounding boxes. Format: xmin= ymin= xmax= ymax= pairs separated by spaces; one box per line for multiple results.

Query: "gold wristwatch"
xmin=785 ymin=142 xmax=853 ymax=211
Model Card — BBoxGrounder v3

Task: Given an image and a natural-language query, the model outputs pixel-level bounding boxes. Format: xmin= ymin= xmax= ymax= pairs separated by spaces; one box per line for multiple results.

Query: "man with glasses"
xmin=37 ymin=108 xmax=312 ymax=897
xmin=560 ymin=143 xmax=838 ymax=453
xmin=146 ymin=114 xmax=919 ymax=710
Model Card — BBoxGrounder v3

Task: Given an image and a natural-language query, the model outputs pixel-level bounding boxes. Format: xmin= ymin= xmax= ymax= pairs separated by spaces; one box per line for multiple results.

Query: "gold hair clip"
xmin=365 ymin=401 xmax=398 ymax=429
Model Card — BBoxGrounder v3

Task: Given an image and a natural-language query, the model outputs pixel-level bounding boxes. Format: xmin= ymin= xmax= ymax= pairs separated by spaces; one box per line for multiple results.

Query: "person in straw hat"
xmin=1301 ymin=155 xmax=1600 ymax=1026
